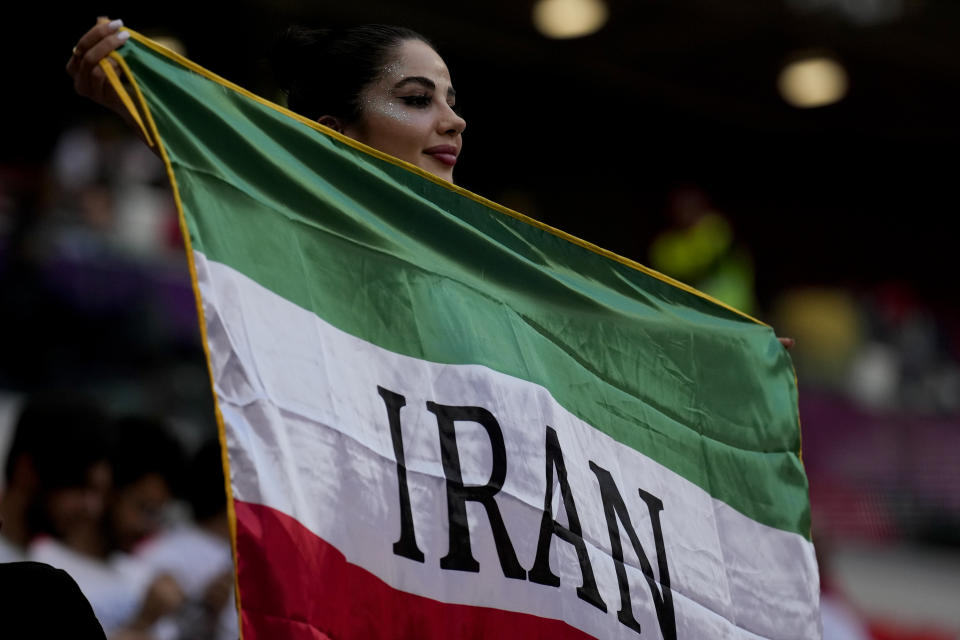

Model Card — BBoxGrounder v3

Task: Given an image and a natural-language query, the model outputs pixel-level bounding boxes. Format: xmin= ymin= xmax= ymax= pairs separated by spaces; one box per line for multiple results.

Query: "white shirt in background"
xmin=29 ymin=536 xmax=156 ymax=635
xmin=137 ymin=524 xmax=238 ymax=640
xmin=821 ymin=594 xmax=871 ymax=640
xmin=0 ymin=533 xmax=26 ymax=563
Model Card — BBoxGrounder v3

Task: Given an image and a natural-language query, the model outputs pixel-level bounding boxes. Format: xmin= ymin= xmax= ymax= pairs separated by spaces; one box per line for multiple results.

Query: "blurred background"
xmin=2 ymin=1 xmax=958 ymax=638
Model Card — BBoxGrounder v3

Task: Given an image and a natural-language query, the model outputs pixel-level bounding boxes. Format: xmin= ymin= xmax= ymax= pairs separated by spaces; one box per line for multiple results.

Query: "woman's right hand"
xmin=65 ymin=17 xmax=130 ymax=117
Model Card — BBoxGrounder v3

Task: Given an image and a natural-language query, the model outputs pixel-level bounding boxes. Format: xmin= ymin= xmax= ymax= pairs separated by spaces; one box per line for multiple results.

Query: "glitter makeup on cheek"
xmin=371 ymin=59 xmax=419 ymax=123
xmin=361 ymin=92 xmax=415 ymax=123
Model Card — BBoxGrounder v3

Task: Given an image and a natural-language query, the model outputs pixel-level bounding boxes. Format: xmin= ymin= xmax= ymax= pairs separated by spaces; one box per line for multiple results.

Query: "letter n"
xmin=589 ymin=461 xmax=676 ymax=639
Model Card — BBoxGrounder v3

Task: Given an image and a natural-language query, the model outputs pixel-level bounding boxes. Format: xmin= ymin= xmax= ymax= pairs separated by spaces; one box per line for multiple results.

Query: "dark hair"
xmin=186 ymin=438 xmax=227 ymax=523
xmin=268 ymin=24 xmax=434 ymax=123
xmin=5 ymin=392 xmax=108 ymax=489
xmin=109 ymin=414 xmax=185 ymax=495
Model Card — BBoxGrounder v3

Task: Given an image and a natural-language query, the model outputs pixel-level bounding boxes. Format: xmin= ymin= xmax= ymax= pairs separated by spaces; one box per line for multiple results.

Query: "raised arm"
xmin=66 ymin=17 xmax=152 ymax=149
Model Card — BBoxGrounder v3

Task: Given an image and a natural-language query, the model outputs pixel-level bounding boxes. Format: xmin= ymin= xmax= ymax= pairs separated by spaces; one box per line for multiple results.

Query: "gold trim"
xmin=121 ymin=27 xmax=766 ymax=327
xmin=98 ymin=50 xmax=154 ymax=147
xmin=112 ymin=26 xmax=806 ymax=530
xmin=107 ymin=46 xmax=244 ymax=638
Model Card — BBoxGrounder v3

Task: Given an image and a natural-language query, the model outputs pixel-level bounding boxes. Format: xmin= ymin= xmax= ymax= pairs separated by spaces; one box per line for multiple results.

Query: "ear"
xmin=317 ymin=115 xmax=344 ymax=133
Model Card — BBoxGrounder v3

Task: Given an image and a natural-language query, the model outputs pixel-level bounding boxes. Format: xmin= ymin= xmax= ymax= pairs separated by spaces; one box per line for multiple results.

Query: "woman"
xmin=67 ymin=18 xmax=467 ymax=184
xmin=68 ymin=18 xmax=795 ymax=358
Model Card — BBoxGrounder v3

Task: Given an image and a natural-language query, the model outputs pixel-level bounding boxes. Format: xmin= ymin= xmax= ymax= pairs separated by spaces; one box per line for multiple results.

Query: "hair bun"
xmin=267 ymin=25 xmax=331 ymax=95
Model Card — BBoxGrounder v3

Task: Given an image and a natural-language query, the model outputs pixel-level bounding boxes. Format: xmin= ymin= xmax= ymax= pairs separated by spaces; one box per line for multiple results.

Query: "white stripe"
xmin=196 ymin=253 xmax=820 ymax=640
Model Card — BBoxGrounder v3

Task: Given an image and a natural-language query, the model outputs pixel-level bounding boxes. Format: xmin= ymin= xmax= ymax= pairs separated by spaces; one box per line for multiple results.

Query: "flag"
xmin=107 ymin=30 xmax=820 ymax=640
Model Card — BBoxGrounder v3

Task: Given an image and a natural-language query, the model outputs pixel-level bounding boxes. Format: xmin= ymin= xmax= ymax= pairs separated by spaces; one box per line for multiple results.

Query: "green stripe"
xmin=121 ymin=40 xmax=809 ymax=538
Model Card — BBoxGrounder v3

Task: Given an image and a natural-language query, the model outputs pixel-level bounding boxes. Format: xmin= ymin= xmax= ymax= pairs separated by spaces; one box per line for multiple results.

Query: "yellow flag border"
xmin=101 ymin=30 xmax=809 ymax=588
xmin=104 ymin=27 xmax=769 ymax=326
xmin=103 ymin=45 xmax=247 ymax=636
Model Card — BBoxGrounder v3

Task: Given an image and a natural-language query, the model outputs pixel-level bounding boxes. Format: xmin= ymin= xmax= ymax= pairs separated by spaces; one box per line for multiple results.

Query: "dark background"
xmin=2 ymin=3 xmax=959 ymax=634
xmin=9 ymin=1 xmax=960 ymax=310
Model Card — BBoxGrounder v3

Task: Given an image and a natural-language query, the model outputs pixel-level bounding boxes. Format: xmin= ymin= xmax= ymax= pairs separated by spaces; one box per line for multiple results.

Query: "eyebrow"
xmin=393 ymin=76 xmax=456 ymax=99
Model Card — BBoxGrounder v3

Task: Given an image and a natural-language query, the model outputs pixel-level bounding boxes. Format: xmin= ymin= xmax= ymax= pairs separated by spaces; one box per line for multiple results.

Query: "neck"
xmin=64 ymin=524 xmax=109 ymax=558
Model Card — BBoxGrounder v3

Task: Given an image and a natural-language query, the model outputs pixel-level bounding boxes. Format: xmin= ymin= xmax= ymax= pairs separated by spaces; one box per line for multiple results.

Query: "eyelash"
xmin=401 ymin=94 xmax=461 ymax=114
xmin=401 ymin=94 xmax=432 ymax=108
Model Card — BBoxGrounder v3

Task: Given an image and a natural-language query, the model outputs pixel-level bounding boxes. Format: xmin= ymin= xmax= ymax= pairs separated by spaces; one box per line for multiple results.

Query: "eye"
xmin=400 ymin=94 xmax=432 ymax=108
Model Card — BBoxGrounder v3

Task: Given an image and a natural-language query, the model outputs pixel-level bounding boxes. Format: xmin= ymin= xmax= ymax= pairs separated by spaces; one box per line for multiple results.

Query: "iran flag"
xmin=106 ymin=31 xmax=820 ymax=639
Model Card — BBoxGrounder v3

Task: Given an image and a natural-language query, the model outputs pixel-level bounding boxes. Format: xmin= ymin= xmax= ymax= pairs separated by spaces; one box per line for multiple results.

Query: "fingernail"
xmin=109 ymin=19 xmax=124 ymax=31
xmin=117 ymin=30 xmax=130 ymax=42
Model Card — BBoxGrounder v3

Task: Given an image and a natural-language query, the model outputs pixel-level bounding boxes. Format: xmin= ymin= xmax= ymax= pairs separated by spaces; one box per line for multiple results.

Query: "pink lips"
xmin=423 ymin=145 xmax=459 ymax=167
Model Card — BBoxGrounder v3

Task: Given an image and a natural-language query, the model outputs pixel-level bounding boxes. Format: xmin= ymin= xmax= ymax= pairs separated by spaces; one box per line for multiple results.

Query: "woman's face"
xmin=343 ymin=39 xmax=466 ymax=183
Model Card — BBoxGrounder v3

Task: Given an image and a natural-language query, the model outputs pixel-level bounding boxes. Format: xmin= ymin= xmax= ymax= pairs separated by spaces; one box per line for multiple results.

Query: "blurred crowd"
xmin=2 ymin=112 xmax=959 ymax=638
xmin=0 ymin=393 xmax=236 ymax=639
xmin=1 ymin=117 xmax=235 ymax=637
xmin=648 ymin=185 xmax=960 ymax=639
xmin=649 ymin=184 xmax=960 ymax=423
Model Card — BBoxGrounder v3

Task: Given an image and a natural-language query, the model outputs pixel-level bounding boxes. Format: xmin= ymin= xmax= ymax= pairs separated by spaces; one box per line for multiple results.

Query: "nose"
xmin=84 ymin=489 xmax=104 ymax=517
xmin=439 ymin=104 xmax=466 ymax=136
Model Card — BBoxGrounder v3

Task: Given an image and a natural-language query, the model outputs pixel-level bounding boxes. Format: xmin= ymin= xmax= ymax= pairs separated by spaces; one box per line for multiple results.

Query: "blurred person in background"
xmin=106 ymin=415 xmax=186 ymax=555
xmin=0 ymin=393 xmax=109 ymax=562
xmin=816 ymin=532 xmax=871 ymax=640
xmin=20 ymin=401 xmax=184 ymax=638
xmin=649 ymin=185 xmax=757 ymax=316
xmin=137 ymin=438 xmax=237 ymax=640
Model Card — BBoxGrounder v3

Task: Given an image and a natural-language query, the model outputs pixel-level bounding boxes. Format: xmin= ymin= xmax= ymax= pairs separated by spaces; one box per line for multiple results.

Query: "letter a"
xmin=529 ymin=426 xmax=606 ymax=612
xmin=590 ymin=461 xmax=676 ymax=639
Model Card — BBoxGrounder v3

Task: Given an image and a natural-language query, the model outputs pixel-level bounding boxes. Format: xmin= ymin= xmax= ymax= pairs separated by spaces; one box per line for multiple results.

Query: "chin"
xmin=415 ymin=161 xmax=455 ymax=183
xmin=433 ymin=169 xmax=455 ymax=183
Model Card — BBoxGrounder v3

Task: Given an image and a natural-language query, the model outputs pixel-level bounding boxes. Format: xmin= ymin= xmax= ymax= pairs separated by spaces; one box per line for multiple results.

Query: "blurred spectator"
xmin=817 ymin=533 xmax=871 ymax=640
xmin=649 ymin=185 xmax=757 ymax=315
xmin=19 ymin=400 xmax=184 ymax=637
xmin=49 ymin=119 xmax=176 ymax=258
xmin=774 ymin=281 xmax=960 ymax=417
xmin=106 ymin=415 xmax=186 ymax=554
xmin=137 ymin=438 xmax=237 ymax=640
xmin=868 ymin=282 xmax=960 ymax=416
xmin=0 ymin=393 xmax=109 ymax=562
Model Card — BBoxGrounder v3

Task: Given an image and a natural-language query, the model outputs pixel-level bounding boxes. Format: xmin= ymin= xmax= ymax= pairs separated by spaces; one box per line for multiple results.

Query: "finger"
xmin=75 ymin=16 xmax=117 ymax=57
xmin=68 ymin=18 xmax=116 ymax=76
xmin=89 ymin=65 xmax=108 ymax=100
xmin=78 ymin=30 xmax=130 ymax=79
xmin=76 ymin=55 xmax=121 ymax=99
xmin=73 ymin=56 xmax=94 ymax=95
xmin=73 ymin=18 xmax=124 ymax=61
xmin=778 ymin=337 xmax=796 ymax=350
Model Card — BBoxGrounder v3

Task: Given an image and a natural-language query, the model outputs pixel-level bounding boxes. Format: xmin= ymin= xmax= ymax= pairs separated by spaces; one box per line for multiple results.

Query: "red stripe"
xmin=234 ymin=500 xmax=598 ymax=640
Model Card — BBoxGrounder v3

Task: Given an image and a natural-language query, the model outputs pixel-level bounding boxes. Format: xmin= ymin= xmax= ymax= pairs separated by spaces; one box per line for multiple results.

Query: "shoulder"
xmin=0 ymin=559 xmax=76 ymax=593
xmin=0 ymin=534 xmax=26 ymax=562
xmin=0 ymin=561 xmax=106 ymax=639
